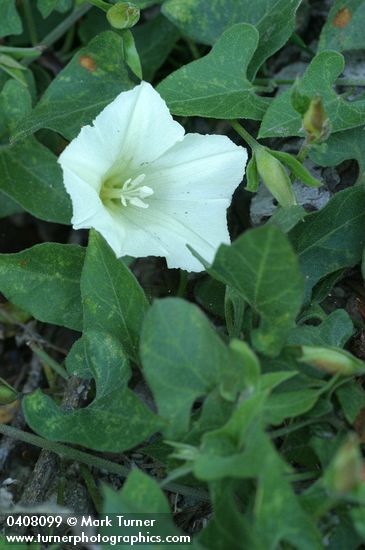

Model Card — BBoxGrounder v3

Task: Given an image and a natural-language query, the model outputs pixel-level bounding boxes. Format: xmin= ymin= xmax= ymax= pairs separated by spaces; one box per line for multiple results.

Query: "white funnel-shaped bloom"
xmin=58 ymin=82 xmax=247 ymax=271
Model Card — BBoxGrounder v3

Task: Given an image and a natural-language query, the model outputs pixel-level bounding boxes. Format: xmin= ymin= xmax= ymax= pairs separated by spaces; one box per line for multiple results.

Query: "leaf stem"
xmin=0 ymin=45 xmax=45 ymax=58
xmin=80 ymin=463 xmax=103 ymax=512
xmin=86 ymin=0 xmax=111 ymax=11
xmin=176 ymin=270 xmax=188 ymax=297
xmin=290 ymin=139 xmax=311 ymax=183
xmin=296 ymin=141 xmax=311 ymax=164
xmin=22 ymin=0 xmax=38 ymax=46
xmin=0 ymin=423 xmax=210 ymax=502
xmin=230 ymin=120 xmax=259 ymax=150
xmin=186 ymin=39 xmax=200 ymax=60
xmin=41 ymin=4 xmax=92 ymax=49
xmin=28 ymin=342 xmax=69 ymax=381
xmin=23 ymin=4 xmax=92 ymax=66
xmin=286 ymin=470 xmax=319 ymax=482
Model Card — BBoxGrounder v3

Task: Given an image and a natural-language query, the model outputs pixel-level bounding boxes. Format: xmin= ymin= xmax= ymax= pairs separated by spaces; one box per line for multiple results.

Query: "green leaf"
xmin=318 ymin=0 xmax=365 ymax=53
xmin=37 ymin=0 xmax=72 ymax=18
xmin=0 ymin=192 xmax=22 ymax=218
xmin=198 ymin=427 xmax=322 ymax=547
xmin=194 ymin=276 xmax=225 ymax=318
xmin=259 ymin=51 xmax=365 ymax=138
xmin=81 ymin=230 xmax=149 ymax=362
xmin=0 ymin=244 xmax=85 ymax=331
xmin=0 ymin=79 xmax=32 ymax=131
xmin=288 ymin=310 xmax=354 ymax=347
xmin=309 ymin=126 xmax=365 ymax=182
xmin=0 ymin=81 xmax=71 ymax=224
xmin=0 ymin=0 xmax=22 ymax=38
xmin=267 ymin=205 xmax=306 ymax=233
xmin=197 ymin=482 xmax=261 ymax=550
xmin=208 ymin=225 xmax=304 ymax=356
xmin=101 ymin=469 xmax=189 ymax=550
xmin=245 ymin=156 xmax=259 ymax=192
xmin=162 ymin=0 xmax=302 ymax=78
xmin=336 ymin=381 xmax=365 ymax=424
xmin=289 ymin=186 xmax=365 ymax=301
xmin=133 ymin=15 xmax=180 ymax=81
xmin=311 ymin=269 xmax=348 ymax=304
xmin=103 ymin=469 xmax=171 ymax=514
xmin=266 ymin=388 xmax=325 ymax=426
xmin=253 ymin=449 xmax=323 ymax=549
xmin=24 ymin=331 xmax=160 ymax=452
xmin=140 ymin=298 xmax=239 ymax=438
xmin=122 ymin=29 xmax=142 ymax=79
xmin=65 ymin=337 xmax=93 ymax=379
xmin=157 ymin=24 xmax=270 ymax=120
xmin=0 ymin=138 xmax=71 ymax=224
xmin=193 ymin=392 xmax=268 ymax=480
xmin=13 ymin=31 xmax=135 ymax=141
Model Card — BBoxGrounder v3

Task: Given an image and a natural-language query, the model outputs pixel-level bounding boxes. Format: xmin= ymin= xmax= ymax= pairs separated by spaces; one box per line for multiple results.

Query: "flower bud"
xmin=302 ymin=96 xmax=330 ymax=142
xmin=324 ymin=435 xmax=362 ymax=494
xmin=0 ymin=384 xmax=18 ymax=405
xmin=255 ymin=146 xmax=297 ymax=207
xmin=106 ymin=2 xmax=140 ymax=30
xmin=298 ymin=345 xmax=365 ymax=375
xmin=167 ymin=441 xmax=198 ymax=461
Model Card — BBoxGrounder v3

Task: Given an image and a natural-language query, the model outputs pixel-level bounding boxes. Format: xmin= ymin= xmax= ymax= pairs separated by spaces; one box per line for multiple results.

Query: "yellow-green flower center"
xmin=100 ymin=173 xmax=153 ymax=209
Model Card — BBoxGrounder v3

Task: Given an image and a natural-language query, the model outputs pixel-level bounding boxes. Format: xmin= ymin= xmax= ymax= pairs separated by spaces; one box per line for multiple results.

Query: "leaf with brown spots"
xmin=333 ymin=7 xmax=352 ymax=28
xmin=79 ymin=55 xmax=96 ymax=72
xmin=319 ymin=0 xmax=365 ymax=52
xmin=12 ymin=32 xmax=135 ymax=141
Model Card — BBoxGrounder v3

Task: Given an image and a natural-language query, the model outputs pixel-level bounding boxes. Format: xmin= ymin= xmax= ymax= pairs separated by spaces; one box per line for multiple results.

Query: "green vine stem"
xmin=0 ymin=423 xmax=211 ymax=502
xmin=22 ymin=0 xmax=38 ymax=46
xmin=0 ymin=45 xmax=44 ymax=58
xmin=23 ymin=4 xmax=92 ymax=67
xmin=28 ymin=342 xmax=69 ymax=381
xmin=86 ymin=0 xmax=111 ymax=11
xmin=230 ymin=120 xmax=259 ymax=150
xmin=80 ymin=463 xmax=103 ymax=512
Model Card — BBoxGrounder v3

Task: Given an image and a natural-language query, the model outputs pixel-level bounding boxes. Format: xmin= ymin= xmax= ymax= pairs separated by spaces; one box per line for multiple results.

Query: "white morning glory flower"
xmin=58 ymin=82 xmax=247 ymax=271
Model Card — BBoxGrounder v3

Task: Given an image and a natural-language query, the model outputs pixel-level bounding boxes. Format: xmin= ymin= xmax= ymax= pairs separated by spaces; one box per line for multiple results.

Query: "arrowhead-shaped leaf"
xmin=289 ymin=186 xmax=365 ymax=301
xmin=207 ymin=225 xmax=304 ymax=356
xmin=162 ymin=0 xmax=302 ymax=78
xmin=140 ymin=298 xmax=240 ymax=438
xmin=158 ymin=24 xmax=270 ymax=120
xmin=23 ymin=331 xmax=161 ymax=452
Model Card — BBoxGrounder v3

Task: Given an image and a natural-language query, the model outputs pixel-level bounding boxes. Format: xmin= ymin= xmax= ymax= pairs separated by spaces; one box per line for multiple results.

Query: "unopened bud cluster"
xmin=107 ymin=2 xmax=140 ymax=30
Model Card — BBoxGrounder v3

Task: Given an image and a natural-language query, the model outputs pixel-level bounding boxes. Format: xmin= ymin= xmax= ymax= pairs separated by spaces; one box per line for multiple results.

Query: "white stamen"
xmin=102 ymin=173 xmax=153 ymax=208
xmin=120 ymin=173 xmax=153 ymax=208
xmin=129 ymin=197 xmax=149 ymax=209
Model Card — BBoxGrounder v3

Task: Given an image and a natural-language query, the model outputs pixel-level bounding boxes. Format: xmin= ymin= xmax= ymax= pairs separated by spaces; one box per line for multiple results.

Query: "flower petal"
xmin=114 ymin=134 xmax=247 ymax=270
xmin=146 ymin=133 xmax=247 ymax=200
xmin=62 ymin=168 xmax=126 ymax=255
xmin=58 ymin=81 xmax=185 ymax=188
xmin=117 ymin=203 xmax=224 ymax=271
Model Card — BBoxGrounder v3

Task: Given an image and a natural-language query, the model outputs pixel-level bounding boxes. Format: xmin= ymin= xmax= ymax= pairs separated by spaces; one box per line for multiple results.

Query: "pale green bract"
xmin=58 ymin=82 xmax=247 ymax=271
